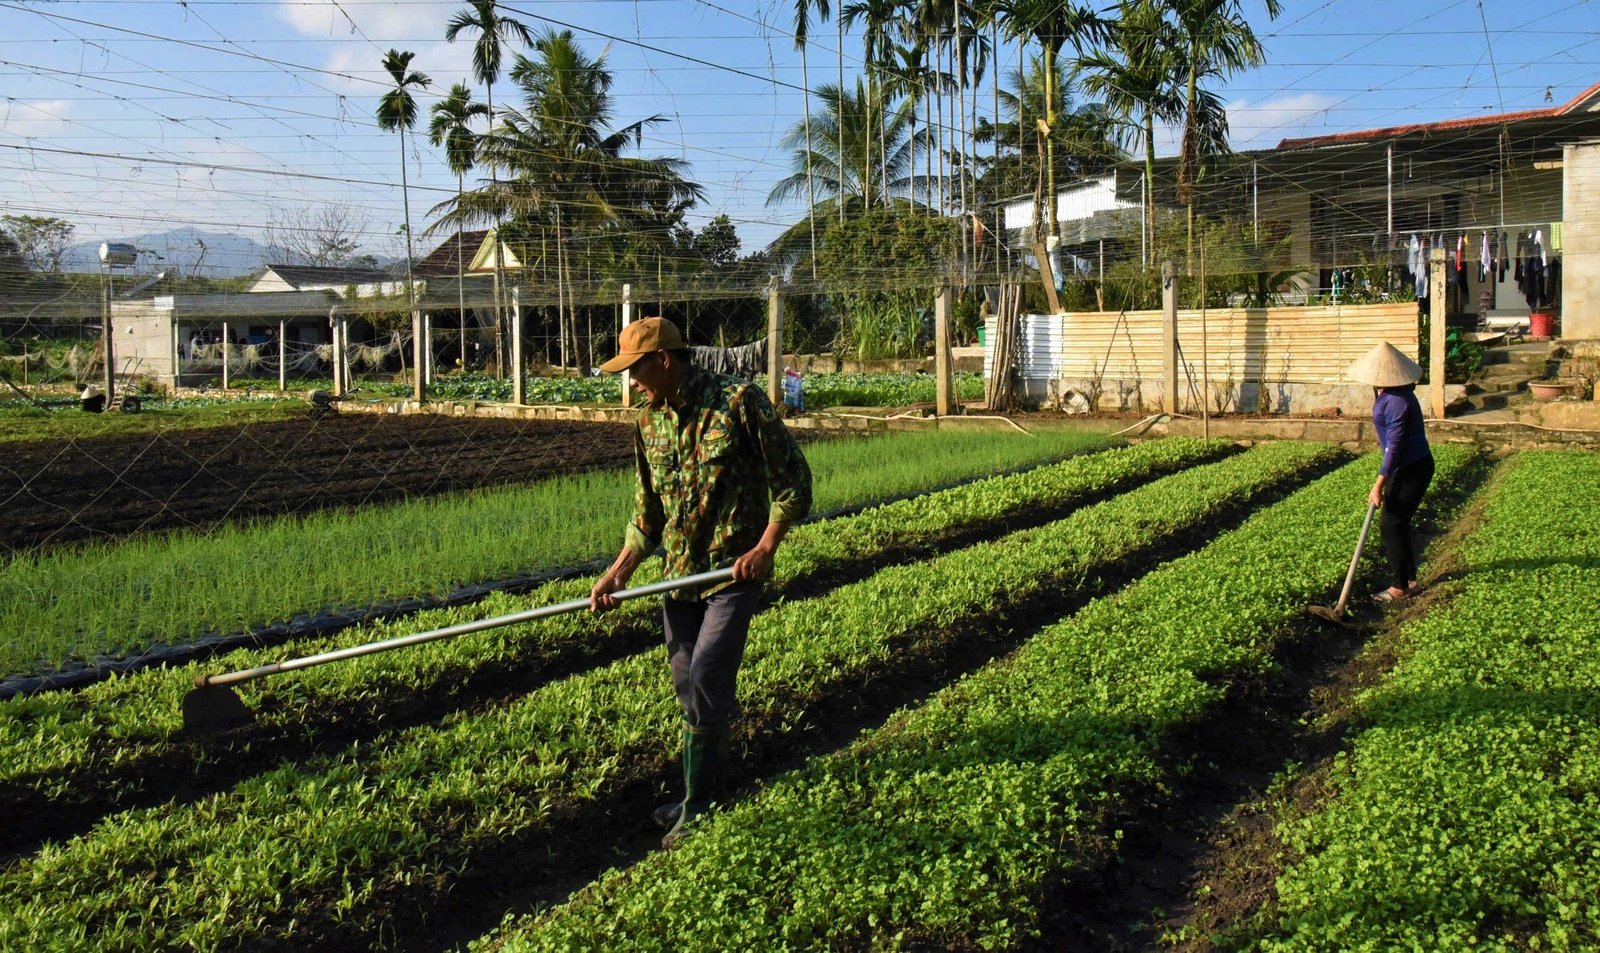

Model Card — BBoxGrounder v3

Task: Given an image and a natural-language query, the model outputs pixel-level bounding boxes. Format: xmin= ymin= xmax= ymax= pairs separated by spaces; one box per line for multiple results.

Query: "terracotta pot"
xmin=1529 ymin=380 xmax=1570 ymax=401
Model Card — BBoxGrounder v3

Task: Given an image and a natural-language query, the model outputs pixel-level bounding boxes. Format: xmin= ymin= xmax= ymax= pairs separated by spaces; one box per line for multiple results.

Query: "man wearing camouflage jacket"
xmin=590 ymin=317 xmax=811 ymax=846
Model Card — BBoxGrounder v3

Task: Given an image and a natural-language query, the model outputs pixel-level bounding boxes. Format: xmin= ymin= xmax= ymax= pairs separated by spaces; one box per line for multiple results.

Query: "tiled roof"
xmin=1276 ymin=79 xmax=1600 ymax=151
xmin=261 ymin=263 xmax=395 ymax=287
xmin=415 ymin=230 xmax=490 ymax=277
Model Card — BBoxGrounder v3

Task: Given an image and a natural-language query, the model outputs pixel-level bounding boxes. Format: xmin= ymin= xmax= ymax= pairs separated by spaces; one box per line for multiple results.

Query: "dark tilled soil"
xmin=0 ymin=415 xmax=635 ymax=554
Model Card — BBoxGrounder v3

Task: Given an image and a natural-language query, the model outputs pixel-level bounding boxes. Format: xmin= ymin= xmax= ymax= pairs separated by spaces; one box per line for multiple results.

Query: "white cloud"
xmin=0 ymin=99 xmax=74 ymax=139
xmin=1226 ymin=92 xmax=1340 ymax=148
xmin=279 ymin=0 xmax=456 ymax=41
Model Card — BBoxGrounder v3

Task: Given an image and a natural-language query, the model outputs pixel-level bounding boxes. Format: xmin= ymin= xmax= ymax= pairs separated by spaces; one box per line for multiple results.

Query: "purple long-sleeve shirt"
xmin=1373 ymin=387 xmax=1431 ymax=478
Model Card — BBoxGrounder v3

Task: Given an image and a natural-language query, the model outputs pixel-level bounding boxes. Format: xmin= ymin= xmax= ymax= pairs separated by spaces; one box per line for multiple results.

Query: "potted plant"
xmin=1529 ymin=379 xmax=1571 ymax=401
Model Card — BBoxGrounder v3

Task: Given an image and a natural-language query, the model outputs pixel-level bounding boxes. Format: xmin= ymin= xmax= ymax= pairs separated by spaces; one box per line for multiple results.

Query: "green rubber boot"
xmin=661 ymin=721 xmax=727 ymax=847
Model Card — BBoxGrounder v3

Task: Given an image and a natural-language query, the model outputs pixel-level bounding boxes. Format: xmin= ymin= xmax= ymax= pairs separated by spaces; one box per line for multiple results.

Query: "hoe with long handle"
xmin=1307 ymin=502 xmax=1377 ymax=625
xmin=182 ymin=567 xmax=735 ymax=737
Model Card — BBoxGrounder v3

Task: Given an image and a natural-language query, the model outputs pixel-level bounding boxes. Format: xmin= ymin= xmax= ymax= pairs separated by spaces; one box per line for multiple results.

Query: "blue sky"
xmin=2 ymin=0 xmax=1598 ymax=273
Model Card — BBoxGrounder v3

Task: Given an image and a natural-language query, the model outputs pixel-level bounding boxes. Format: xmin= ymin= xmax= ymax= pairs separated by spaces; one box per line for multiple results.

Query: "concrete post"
xmin=421 ymin=312 xmax=432 ymax=389
xmin=101 ymin=277 xmax=115 ymax=405
xmin=620 ymin=282 xmax=634 ymax=409
xmin=1162 ymin=261 xmax=1178 ymax=414
xmin=329 ymin=310 xmax=341 ymax=397
xmin=278 ymin=318 xmax=287 ymax=392
xmin=511 ymin=286 xmax=525 ymax=406
xmin=221 ymin=321 xmax=230 ymax=391
xmin=935 ymin=286 xmax=954 ymax=416
xmin=766 ymin=281 xmax=783 ymax=409
xmin=1430 ymin=247 xmax=1447 ymax=418
xmin=412 ymin=308 xmax=425 ymax=402
xmin=171 ymin=317 xmax=181 ymax=392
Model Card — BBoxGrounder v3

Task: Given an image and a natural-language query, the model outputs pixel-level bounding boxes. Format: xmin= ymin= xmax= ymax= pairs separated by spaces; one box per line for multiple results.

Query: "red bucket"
xmin=1530 ymin=310 xmax=1558 ymax=338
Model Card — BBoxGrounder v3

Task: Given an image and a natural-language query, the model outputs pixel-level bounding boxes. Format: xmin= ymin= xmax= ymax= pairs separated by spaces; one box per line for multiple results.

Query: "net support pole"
xmin=1430 ymin=247 xmax=1447 ymax=418
xmin=511 ymin=285 xmax=525 ymax=406
xmin=766 ymin=280 xmax=783 ymax=409
xmin=935 ymin=285 xmax=954 ymax=417
xmin=621 ymin=282 xmax=634 ymax=409
xmin=278 ymin=318 xmax=287 ymax=392
xmin=221 ymin=321 xmax=230 ymax=391
xmin=1162 ymin=260 xmax=1179 ymax=414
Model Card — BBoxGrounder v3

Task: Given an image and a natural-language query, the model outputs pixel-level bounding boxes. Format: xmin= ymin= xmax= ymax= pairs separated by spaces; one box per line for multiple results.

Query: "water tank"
xmin=98 ymin=242 xmax=138 ymax=267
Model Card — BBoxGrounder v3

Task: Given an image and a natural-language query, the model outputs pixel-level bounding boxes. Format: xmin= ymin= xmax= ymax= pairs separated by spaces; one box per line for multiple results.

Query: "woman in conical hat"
xmin=1348 ymin=342 xmax=1433 ymax=604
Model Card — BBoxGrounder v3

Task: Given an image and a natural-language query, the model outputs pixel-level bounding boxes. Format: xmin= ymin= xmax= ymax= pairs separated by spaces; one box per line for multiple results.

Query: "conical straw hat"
xmin=1347 ymin=342 xmax=1423 ymax=387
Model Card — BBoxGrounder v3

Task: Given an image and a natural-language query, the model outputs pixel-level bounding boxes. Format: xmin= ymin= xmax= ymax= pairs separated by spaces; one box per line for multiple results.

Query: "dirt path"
xmin=0 ymin=414 xmax=634 ymax=554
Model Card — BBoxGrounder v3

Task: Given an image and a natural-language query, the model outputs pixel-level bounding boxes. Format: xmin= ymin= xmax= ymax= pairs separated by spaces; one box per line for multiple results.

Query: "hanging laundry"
xmin=1479 ymin=231 xmax=1490 ymax=282
xmin=1499 ymin=230 xmax=1509 ymax=281
xmin=1414 ymin=236 xmax=1428 ymax=299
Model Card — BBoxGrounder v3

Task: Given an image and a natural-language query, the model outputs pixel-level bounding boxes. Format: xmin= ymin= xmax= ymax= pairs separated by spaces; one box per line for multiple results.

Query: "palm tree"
xmin=446 ymin=0 xmax=535 ymax=376
xmin=974 ymin=55 xmax=1125 ymax=207
xmin=428 ymin=82 xmax=490 ymax=371
xmin=1077 ymin=0 xmax=1184 ymax=268
xmin=989 ymin=0 xmax=1105 ymax=255
xmin=376 ymin=48 xmax=431 ymax=399
xmin=766 ymin=79 xmax=918 ymax=271
xmin=791 ymin=0 xmax=832 ymax=276
xmin=1168 ymin=0 xmax=1281 ymax=264
xmin=438 ymin=29 xmax=703 ymax=373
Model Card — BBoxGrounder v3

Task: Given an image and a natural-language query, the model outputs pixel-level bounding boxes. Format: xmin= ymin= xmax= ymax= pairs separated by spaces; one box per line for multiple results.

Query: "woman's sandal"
xmin=1372 ymin=588 xmax=1409 ymax=605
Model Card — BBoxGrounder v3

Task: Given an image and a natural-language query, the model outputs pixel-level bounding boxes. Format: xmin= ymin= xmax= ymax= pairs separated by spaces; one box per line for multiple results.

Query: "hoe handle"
xmin=1332 ymin=503 xmax=1378 ymax=615
xmin=194 ymin=567 xmax=736 ymax=690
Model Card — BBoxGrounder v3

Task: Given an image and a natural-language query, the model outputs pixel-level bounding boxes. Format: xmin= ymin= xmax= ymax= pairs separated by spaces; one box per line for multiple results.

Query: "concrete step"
xmin=1466 ymin=376 xmax=1536 ymax=396
xmin=1461 ymin=391 xmax=1513 ymax=412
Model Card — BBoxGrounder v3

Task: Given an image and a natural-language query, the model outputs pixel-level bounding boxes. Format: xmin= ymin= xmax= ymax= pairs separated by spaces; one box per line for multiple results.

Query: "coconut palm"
xmin=437 ymin=29 xmax=702 ymax=373
xmin=376 ymin=48 xmax=431 ymax=398
xmin=445 ymin=0 xmax=535 ymax=375
xmin=766 ymin=79 xmax=919 ymax=272
xmin=428 ymin=82 xmax=490 ymax=370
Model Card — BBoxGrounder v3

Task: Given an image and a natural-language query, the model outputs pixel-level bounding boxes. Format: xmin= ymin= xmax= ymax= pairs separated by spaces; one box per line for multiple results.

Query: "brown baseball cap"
xmin=600 ymin=316 xmax=687 ymax=373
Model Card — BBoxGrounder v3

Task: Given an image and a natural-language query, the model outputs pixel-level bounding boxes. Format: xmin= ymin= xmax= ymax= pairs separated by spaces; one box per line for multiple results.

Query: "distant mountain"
xmin=60 ymin=227 xmax=397 ymax=279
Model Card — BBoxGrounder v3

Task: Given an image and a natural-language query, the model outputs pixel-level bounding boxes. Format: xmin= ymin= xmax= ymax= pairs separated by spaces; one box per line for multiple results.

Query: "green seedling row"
xmin=1243 ymin=451 xmax=1600 ymax=952
xmin=0 ymin=442 xmax=1334 ymax=949
xmin=0 ymin=428 xmax=1110 ymax=675
xmin=481 ymin=445 xmax=1479 ymax=952
xmin=0 ymin=437 xmax=1220 ymax=800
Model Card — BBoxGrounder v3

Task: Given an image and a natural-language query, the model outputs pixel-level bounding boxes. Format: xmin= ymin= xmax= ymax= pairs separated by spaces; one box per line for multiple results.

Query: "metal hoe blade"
xmin=182 ymin=683 xmax=254 ymax=737
xmin=1306 ymin=502 xmax=1379 ymax=628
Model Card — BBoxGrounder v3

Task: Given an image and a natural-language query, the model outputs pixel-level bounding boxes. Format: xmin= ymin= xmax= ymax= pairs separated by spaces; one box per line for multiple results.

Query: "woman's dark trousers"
xmin=1381 ymin=455 xmax=1435 ymax=590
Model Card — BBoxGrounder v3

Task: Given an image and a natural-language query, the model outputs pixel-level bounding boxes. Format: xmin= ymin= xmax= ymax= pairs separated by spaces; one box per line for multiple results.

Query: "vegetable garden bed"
xmin=0 ymin=436 xmax=1218 ymax=857
xmin=477 ymin=446 xmax=1480 ymax=952
xmin=1201 ymin=450 xmax=1600 ymax=951
xmin=0 ymin=441 xmax=1333 ymax=949
xmin=1 ymin=428 xmax=1106 ymax=678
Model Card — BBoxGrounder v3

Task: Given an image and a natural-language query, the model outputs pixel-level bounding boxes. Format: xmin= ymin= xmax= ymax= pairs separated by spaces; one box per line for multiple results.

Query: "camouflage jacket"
xmin=625 ymin=366 xmax=812 ymax=599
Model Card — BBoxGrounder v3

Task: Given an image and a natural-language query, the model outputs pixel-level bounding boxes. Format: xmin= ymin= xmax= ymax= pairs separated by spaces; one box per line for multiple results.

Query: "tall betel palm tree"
xmin=446 ymin=0 xmax=535 ymax=376
xmin=1169 ymin=0 xmax=1280 ymax=265
xmin=428 ymin=82 xmax=490 ymax=371
xmin=1077 ymin=0 xmax=1184 ymax=269
xmin=791 ymin=0 xmax=832 ymax=277
xmin=988 ymin=0 xmax=1105 ymax=263
xmin=766 ymin=79 xmax=918 ymax=273
xmin=376 ymin=48 xmax=431 ymax=400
